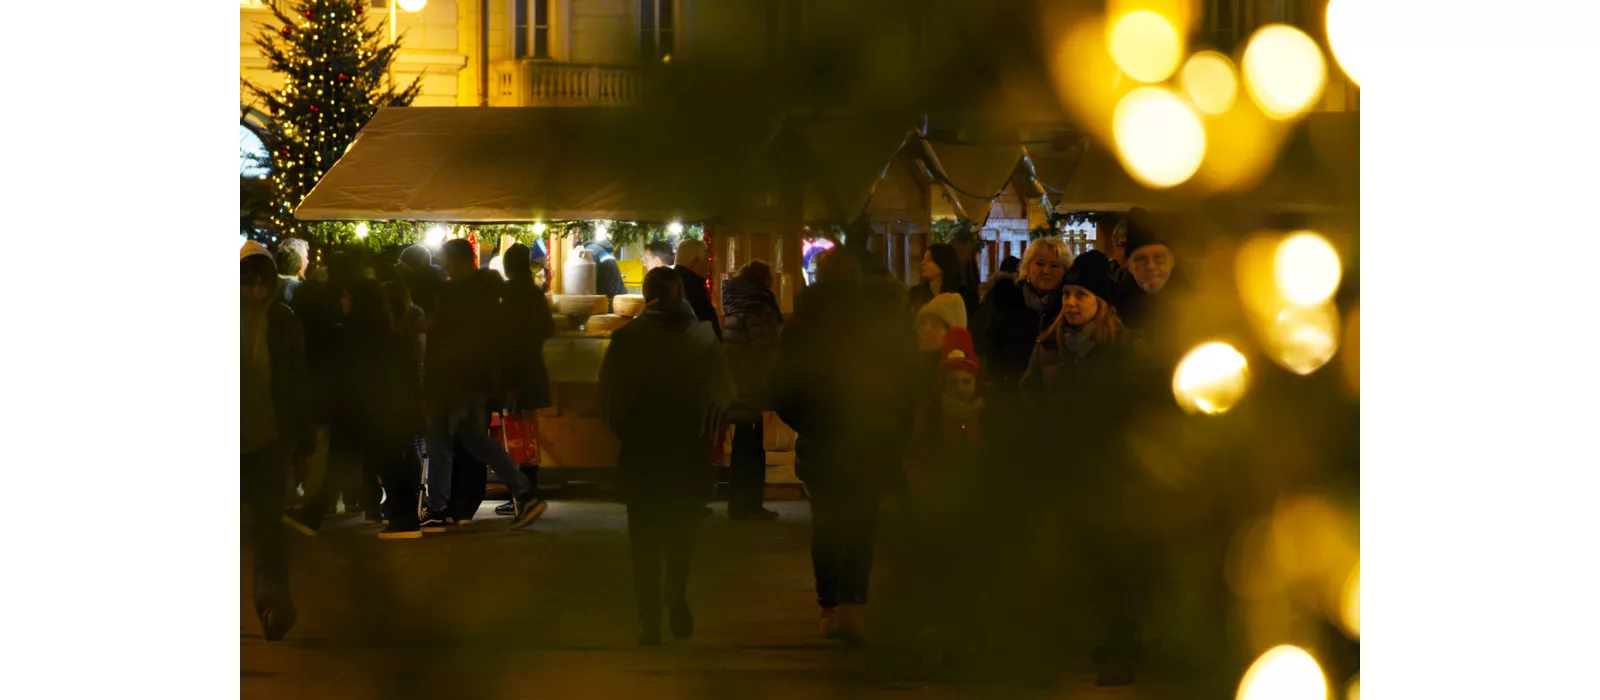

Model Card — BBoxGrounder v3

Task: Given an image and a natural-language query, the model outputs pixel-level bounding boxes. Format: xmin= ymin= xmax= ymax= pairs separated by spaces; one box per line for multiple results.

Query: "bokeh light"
xmin=1243 ymin=25 xmax=1328 ymax=119
xmin=1342 ymin=305 xmax=1360 ymax=395
xmin=1113 ymin=86 xmax=1207 ymax=188
xmin=532 ymin=221 xmax=548 ymax=235
xmin=1107 ymin=10 xmax=1183 ymax=83
xmin=1341 ymin=563 xmax=1360 ymax=639
xmin=1238 ymin=645 xmax=1328 ymax=700
xmin=1183 ymin=51 xmax=1239 ymax=115
xmin=1267 ymin=303 xmax=1341 ymax=375
xmin=424 ymin=224 xmax=447 ymax=248
xmin=1173 ymin=341 xmax=1250 ymax=415
xmin=1275 ymin=231 xmax=1342 ymax=307
xmin=354 ymin=221 xmax=369 ymax=239
xmin=1348 ymin=674 xmax=1360 ymax=700
xmin=1325 ymin=0 xmax=1365 ymax=86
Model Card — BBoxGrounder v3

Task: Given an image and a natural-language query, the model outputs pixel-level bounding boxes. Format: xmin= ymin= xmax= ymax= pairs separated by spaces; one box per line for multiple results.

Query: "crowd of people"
xmin=240 ymin=208 xmax=1194 ymax=686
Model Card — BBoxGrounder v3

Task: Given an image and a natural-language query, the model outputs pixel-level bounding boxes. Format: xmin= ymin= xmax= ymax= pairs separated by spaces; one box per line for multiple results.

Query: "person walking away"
xmin=902 ymin=325 xmax=989 ymax=674
xmin=720 ymin=260 xmax=784 ymax=521
xmin=241 ymin=241 xmax=311 ymax=639
xmin=642 ymin=240 xmax=675 ymax=273
xmin=908 ymin=244 xmax=978 ymax=320
xmin=601 ymin=267 xmax=737 ymax=645
xmin=673 ymin=239 xmax=722 ymax=341
xmin=971 ymin=237 xmax=1069 ymax=407
xmin=421 ymin=239 xmax=546 ymax=532
xmin=493 ymin=243 xmax=556 ymax=517
xmin=770 ymin=248 xmax=920 ymax=644
xmin=399 ymin=244 xmax=446 ymax=319
xmin=1019 ymin=252 xmax=1162 ymax=686
xmin=344 ymin=275 xmax=427 ymax=538
xmin=274 ymin=245 xmax=304 ymax=303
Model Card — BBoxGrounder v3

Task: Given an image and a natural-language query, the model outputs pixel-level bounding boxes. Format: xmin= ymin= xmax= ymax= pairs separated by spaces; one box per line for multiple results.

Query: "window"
xmin=639 ymin=0 xmax=675 ymax=62
xmin=514 ymin=0 xmax=552 ymax=60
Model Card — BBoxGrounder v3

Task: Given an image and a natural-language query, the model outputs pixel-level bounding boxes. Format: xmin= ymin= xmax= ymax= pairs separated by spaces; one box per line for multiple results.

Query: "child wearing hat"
xmin=902 ymin=326 xmax=988 ymax=675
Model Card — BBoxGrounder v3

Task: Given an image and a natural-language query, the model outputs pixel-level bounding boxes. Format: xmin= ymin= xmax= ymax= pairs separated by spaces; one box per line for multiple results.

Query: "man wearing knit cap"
xmin=1112 ymin=208 xmax=1189 ymax=350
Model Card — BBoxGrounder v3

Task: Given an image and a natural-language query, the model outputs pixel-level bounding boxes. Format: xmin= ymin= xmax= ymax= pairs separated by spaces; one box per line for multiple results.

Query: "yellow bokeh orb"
xmin=1274 ymin=231 xmax=1342 ymax=307
xmin=354 ymin=222 xmax=370 ymax=239
xmin=1113 ymin=86 xmax=1207 ymax=188
xmin=1325 ymin=0 xmax=1364 ymax=87
xmin=397 ymin=0 xmax=429 ymax=12
xmin=1341 ymin=563 xmax=1360 ymax=639
xmin=1267 ymin=303 xmax=1340 ymax=375
xmin=1183 ymin=51 xmax=1239 ymax=115
xmin=1238 ymin=645 xmax=1328 ymax=700
xmin=1173 ymin=341 xmax=1250 ymax=415
xmin=1243 ymin=25 xmax=1328 ymax=119
xmin=1107 ymin=10 xmax=1184 ymax=84
xmin=1347 ymin=674 xmax=1360 ymax=700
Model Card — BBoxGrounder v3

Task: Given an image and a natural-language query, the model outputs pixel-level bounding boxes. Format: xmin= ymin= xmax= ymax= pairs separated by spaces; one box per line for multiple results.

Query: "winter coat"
xmin=972 ymin=278 xmax=1062 ymax=394
xmin=425 ymin=269 xmax=506 ymax=401
xmin=1112 ymin=271 xmax=1192 ymax=364
xmin=242 ymin=283 xmax=311 ymax=455
xmin=600 ymin=299 xmax=737 ymax=506
xmin=585 ymin=241 xmax=629 ymax=298
xmin=908 ymin=280 xmax=979 ymax=323
xmin=403 ymin=264 xmax=446 ymax=318
xmin=286 ymin=277 xmax=339 ymax=426
xmin=675 ymin=265 xmax=722 ymax=342
xmin=769 ymin=277 xmax=920 ymax=484
xmin=904 ymin=394 xmax=987 ymax=509
xmin=499 ymin=276 xmax=556 ymax=410
xmin=720 ymin=277 xmax=784 ymax=423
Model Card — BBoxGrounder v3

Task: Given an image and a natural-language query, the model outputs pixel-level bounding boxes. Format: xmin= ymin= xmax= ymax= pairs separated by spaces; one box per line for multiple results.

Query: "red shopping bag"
xmin=502 ymin=412 xmax=540 ymax=466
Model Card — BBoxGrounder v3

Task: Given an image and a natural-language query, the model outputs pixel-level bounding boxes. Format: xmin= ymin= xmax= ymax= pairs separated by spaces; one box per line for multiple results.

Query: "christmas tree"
xmin=243 ymin=0 xmax=421 ymax=239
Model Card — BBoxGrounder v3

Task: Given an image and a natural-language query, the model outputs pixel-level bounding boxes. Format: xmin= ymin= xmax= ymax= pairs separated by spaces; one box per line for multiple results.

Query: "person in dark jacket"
xmin=971 ymin=237 xmax=1069 ymax=403
xmin=340 ymin=274 xmax=426 ymax=539
xmin=720 ymin=259 xmax=784 ymax=521
xmin=673 ymin=238 xmax=722 ymax=341
xmin=421 ymin=239 xmax=547 ymax=532
xmin=1111 ymin=208 xmax=1192 ymax=360
xmin=770 ymin=247 xmax=920 ymax=644
xmin=585 ymin=238 xmax=629 ymax=298
xmin=492 ymin=243 xmax=556 ymax=516
xmin=400 ymin=244 xmax=446 ymax=319
xmin=1019 ymin=252 xmax=1164 ymax=687
xmin=908 ymin=243 xmax=979 ymax=320
xmin=601 ymin=267 xmax=737 ymax=646
xmin=241 ymin=241 xmax=311 ymax=641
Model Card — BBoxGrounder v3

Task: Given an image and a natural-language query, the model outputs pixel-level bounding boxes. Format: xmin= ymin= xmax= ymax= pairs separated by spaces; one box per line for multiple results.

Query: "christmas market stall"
xmin=295 ymin=105 xmax=780 ymax=478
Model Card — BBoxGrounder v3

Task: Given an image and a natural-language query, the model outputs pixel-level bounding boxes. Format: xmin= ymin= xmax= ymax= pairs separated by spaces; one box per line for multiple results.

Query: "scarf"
xmin=1059 ymin=321 xmax=1097 ymax=361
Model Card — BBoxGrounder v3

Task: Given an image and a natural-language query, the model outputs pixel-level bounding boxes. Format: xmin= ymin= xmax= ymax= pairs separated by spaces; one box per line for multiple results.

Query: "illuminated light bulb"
xmin=1243 ymin=24 xmax=1327 ymax=119
xmin=1173 ymin=341 xmax=1250 ymax=415
xmin=1274 ymin=231 xmax=1341 ymax=307
xmin=1325 ymin=0 xmax=1365 ymax=86
xmin=594 ymin=221 xmax=610 ymax=242
xmin=1237 ymin=645 xmax=1327 ymax=700
xmin=354 ymin=222 xmax=369 ymax=239
xmin=1113 ymin=86 xmax=1206 ymax=188
xmin=424 ymin=224 xmax=447 ymax=248
xmin=531 ymin=222 xmax=548 ymax=235
xmin=667 ymin=221 xmax=685 ymax=236
xmin=1266 ymin=303 xmax=1340 ymax=375
xmin=1341 ymin=563 xmax=1360 ymax=639
xmin=1182 ymin=51 xmax=1239 ymax=115
xmin=1106 ymin=10 xmax=1183 ymax=83
xmin=397 ymin=0 xmax=428 ymax=11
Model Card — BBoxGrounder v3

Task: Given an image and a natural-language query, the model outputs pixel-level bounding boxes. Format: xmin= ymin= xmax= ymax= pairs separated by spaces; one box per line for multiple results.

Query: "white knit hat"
xmin=917 ymin=292 xmax=967 ymax=330
xmin=240 ymin=240 xmax=272 ymax=261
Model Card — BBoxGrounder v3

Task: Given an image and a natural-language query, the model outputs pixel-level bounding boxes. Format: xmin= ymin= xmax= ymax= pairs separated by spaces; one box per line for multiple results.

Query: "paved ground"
xmin=242 ymin=498 xmax=1177 ymax=699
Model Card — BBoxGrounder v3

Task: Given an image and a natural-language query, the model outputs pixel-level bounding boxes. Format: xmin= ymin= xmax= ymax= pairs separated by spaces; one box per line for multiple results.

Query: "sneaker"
xmin=509 ymin=491 xmax=548 ymax=529
xmin=819 ymin=606 xmax=841 ymax=640
xmin=260 ymin=604 xmax=298 ymax=642
xmin=281 ymin=509 xmax=320 ymax=537
xmin=451 ymin=515 xmax=474 ymax=526
xmin=729 ymin=507 xmax=780 ymax=521
xmin=669 ymin=601 xmax=695 ymax=640
xmin=419 ymin=507 xmax=449 ymax=533
xmin=494 ymin=500 xmax=516 ymax=516
xmin=378 ymin=522 xmax=422 ymax=539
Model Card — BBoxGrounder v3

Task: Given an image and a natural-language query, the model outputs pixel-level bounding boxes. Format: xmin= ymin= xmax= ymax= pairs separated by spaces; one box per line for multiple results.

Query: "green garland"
xmin=930 ymin=218 xmax=988 ymax=251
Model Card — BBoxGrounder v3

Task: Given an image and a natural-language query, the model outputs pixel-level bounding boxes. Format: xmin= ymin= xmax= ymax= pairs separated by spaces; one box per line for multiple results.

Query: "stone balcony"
xmin=489 ymin=60 xmax=644 ymax=108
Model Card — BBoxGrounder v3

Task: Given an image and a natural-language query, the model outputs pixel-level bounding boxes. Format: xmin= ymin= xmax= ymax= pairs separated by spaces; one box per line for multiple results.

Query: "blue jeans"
xmin=426 ymin=391 xmax=529 ymax=513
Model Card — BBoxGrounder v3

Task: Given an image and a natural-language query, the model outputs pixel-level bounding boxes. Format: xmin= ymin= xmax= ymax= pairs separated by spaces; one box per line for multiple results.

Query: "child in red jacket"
xmin=903 ymin=326 xmax=987 ymax=675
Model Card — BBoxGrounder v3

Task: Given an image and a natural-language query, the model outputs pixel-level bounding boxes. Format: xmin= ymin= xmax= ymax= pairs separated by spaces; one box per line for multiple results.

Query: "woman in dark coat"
xmin=720 ymin=260 xmax=784 ymax=520
xmin=491 ymin=243 xmax=557 ymax=515
xmin=600 ymin=267 xmax=737 ymax=646
xmin=345 ymin=274 xmax=427 ymax=539
xmin=908 ymin=243 xmax=979 ymax=320
xmin=971 ymin=238 xmax=1070 ymax=404
xmin=1016 ymin=253 xmax=1164 ymax=687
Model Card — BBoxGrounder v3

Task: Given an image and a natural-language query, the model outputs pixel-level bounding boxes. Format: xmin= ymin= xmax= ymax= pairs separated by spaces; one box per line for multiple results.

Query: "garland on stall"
xmin=931 ymin=218 xmax=988 ymax=251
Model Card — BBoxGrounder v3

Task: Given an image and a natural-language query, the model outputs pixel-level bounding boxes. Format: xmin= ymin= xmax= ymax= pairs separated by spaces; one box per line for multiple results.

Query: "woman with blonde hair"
xmin=971 ymin=237 xmax=1071 ymax=397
